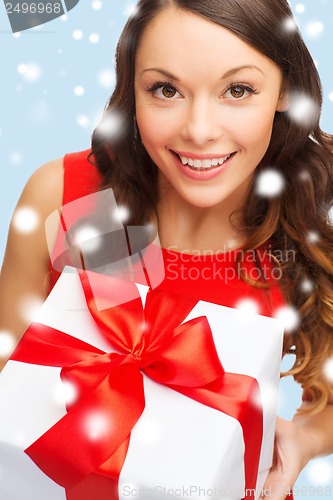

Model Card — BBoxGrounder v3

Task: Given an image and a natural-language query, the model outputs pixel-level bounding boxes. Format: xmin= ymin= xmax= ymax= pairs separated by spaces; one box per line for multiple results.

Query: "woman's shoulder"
xmin=20 ymin=156 xmax=65 ymax=215
xmin=22 ymin=148 xmax=100 ymax=212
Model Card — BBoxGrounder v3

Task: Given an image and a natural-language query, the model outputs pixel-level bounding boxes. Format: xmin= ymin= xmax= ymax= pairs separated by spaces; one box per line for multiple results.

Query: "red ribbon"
xmin=11 ymin=271 xmax=263 ymax=500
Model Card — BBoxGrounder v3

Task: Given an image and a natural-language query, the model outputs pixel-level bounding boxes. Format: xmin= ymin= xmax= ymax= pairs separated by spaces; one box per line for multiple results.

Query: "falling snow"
xmin=323 ymin=357 xmax=333 ymax=383
xmin=300 ymin=278 xmax=314 ymax=293
xmin=95 ymin=111 xmax=125 ymax=139
xmin=97 ymin=68 xmax=115 ymax=89
xmin=274 ymin=305 xmax=300 ymax=331
xmin=305 ymin=20 xmax=325 ymax=38
xmin=89 ymin=33 xmax=100 ymax=44
xmin=283 ymin=16 xmax=298 ymax=32
xmin=307 ymin=459 xmax=333 ymax=484
xmin=84 ymin=411 xmax=110 ymax=441
xmin=74 ymin=85 xmax=85 ymax=97
xmin=235 ymin=298 xmax=260 ymax=325
xmin=73 ymin=225 xmax=102 ymax=253
xmin=0 ymin=331 xmax=16 ymax=358
xmin=287 ymin=91 xmax=319 ymax=128
xmin=19 ymin=295 xmax=44 ymax=323
xmin=123 ymin=3 xmax=139 ymax=18
xmin=17 ymin=63 xmax=42 ymax=83
xmin=77 ymin=114 xmax=90 ymax=128
xmin=2 ymin=1 xmax=333 ymax=490
xmin=9 ymin=151 xmax=23 ymax=165
xmin=112 ymin=205 xmax=130 ymax=224
xmin=306 ymin=230 xmax=320 ymax=243
xmin=295 ymin=3 xmax=306 ymax=14
xmin=53 ymin=380 xmax=78 ymax=406
xmin=12 ymin=206 xmax=39 ymax=233
xmin=255 ymin=169 xmax=285 ymax=198
xmin=92 ymin=0 xmax=103 ymax=10
xmin=72 ymin=29 xmax=84 ymax=40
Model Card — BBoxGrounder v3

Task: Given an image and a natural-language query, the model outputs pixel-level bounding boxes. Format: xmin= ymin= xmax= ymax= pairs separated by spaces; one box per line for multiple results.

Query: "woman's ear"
xmin=276 ymin=90 xmax=290 ymax=112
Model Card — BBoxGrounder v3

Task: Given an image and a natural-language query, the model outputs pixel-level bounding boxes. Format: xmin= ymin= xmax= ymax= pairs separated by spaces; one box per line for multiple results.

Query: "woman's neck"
xmin=155 ymin=187 xmax=245 ymax=254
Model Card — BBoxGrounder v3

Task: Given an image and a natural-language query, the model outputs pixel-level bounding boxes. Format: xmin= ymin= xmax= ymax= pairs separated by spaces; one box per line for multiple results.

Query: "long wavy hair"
xmin=91 ymin=0 xmax=333 ymax=415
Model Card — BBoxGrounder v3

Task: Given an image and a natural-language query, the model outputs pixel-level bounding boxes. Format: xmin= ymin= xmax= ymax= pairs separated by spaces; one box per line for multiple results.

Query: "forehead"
xmin=135 ymin=7 xmax=279 ymax=76
xmin=136 ymin=7 xmax=274 ymax=70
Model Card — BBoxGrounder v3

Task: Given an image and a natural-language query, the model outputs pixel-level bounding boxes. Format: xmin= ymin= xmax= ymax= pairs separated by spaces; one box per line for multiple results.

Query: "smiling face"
xmin=134 ymin=7 xmax=287 ymax=212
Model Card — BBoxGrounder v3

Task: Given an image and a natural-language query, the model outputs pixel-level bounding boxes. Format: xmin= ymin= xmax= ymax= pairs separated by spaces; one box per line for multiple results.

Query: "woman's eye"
xmin=224 ymin=85 xmax=256 ymax=100
xmin=149 ymin=83 xmax=181 ymax=99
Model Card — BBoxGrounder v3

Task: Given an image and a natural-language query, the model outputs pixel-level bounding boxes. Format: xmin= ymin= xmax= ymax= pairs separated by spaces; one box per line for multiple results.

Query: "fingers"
xmin=259 ymin=471 xmax=294 ymax=500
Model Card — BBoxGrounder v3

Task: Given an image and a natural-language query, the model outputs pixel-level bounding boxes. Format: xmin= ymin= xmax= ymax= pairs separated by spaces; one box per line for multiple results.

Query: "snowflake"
xmin=274 ymin=305 xmax=300 ymax=331
xmin=287 ymin=91 xmax=319 ymax=128
xmin=97 ymin=69 xmax=115 ymax=89
xmin=19 ymin=295 xmax=44 ymax=323
xmin=300 ymin=278 xmax=314 ymax=293
xmin=112 ymin=205 xmax=130 ymax=224
xmin=17 ymin=63 xmax=42 ymax=83
xmin=255 ymin=169 xmax=285 ymax=198
xmin=53 ymin=380 xmax=78 ymax=406
xmin=84 ymin=410 xmax=110 ymax=441
xmin=12 ymin=207 xmax=39 ymax=233
xmin=307 ymin=458 xmax=333 ymax=485
xmin=74 ymin=85 xmax=85 ymax=97
xmin=123 ymin=3 xmax=140 ymax=18
xmin=95 ymin=111 xmax=125 ymax=139
xmin=73 ymin=225 xmax=102 ymax=253
xmin=72 ymin=30 xmax=84 ymax=41
xmin=76 ymin=114 xmax=90 ymax=128
xmin=305 ymin=20 xmax=324 ymax=39
xmin=323 ymin=357 xmax=333 ymax=384
xmin=89 ymin=33 xmax=100 ymax=44
xmin=9 ymin=151 xmax=23 ymax=165
xmin=283 ymin=16 xmax=298 ymax=32
xmin=306 ymin=231 xmax=320 ymax=244
xmin=0 ymin=331 xmax=16 ymax=358
xmin=92 ymin=0 xmax=103 ymax=10
xmin=295 ymin=3 xmax=306 ymax=14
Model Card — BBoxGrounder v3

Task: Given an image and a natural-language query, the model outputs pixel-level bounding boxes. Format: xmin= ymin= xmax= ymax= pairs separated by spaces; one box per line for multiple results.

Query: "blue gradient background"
xmin=0 ymin=0 xmax=333 ymax=496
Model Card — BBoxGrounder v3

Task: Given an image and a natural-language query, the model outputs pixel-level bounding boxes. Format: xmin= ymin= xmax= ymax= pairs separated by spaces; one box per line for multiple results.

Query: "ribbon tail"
xmin=25 ymin=364 xmax=145 ymax=490
xmin=67 ymin=439 xmax=130 ymax=500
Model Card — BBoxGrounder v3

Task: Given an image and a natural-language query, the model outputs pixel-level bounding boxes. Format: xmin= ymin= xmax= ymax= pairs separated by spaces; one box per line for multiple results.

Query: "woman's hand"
xmin=259 ymin=416 xmax=314 ymax=499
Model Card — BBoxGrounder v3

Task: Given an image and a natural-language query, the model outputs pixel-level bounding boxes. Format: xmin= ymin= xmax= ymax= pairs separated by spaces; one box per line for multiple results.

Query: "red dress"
xmin=48 ymin=150 xmax=293 ymax=499
xmin=48 ymin=150 xmax=285 ymax=318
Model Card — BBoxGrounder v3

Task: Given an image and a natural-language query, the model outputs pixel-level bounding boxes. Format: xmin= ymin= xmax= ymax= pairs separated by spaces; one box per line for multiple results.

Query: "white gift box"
xmin=0 ymin=268 xmax=284 ymax=500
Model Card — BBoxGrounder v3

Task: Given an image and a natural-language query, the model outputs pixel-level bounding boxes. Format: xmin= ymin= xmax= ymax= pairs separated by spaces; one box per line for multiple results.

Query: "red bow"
xmin=11 ymin=271 xmax=263 ymax=500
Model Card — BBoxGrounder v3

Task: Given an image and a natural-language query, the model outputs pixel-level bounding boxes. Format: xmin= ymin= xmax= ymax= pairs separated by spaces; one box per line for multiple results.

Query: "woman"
xmin=0 ymin=0 xmax=333 ymax=498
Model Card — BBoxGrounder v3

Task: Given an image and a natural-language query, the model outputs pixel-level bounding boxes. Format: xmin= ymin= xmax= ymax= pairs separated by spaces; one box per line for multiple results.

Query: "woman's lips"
xmin=170 ymin=150 xmax=237 ymax=180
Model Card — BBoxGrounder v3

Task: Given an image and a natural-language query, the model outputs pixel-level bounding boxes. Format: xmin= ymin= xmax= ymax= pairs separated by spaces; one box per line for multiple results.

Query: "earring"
xmin=133 ymin=116 xmax=139 ymax=142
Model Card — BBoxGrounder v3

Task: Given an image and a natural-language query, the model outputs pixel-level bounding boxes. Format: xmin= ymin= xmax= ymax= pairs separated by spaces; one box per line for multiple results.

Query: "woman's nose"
xmin=181 ymin=98 xmax=222 ymax=145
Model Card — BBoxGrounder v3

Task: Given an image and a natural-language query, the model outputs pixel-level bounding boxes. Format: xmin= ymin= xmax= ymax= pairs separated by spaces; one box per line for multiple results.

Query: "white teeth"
xmin=178 ymin=153 xmax=232 ymax=169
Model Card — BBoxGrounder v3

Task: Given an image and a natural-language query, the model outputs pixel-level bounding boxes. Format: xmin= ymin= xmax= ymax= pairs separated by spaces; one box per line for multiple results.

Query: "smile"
xmin=170 ymin=150 xmax=237 ymax=181
xmin=171 ymin=150 xmax=237 ymax=172
xmin=178 ymin=153 xmax=233 ymax=170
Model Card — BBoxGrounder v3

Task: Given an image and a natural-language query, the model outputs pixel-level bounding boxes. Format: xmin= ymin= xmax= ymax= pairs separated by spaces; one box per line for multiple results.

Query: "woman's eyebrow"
xmin=140 ymin=68 xmax=181 ymax=81
xmin=222 ymin=65 xmax=265 ymax=78
xmin=140 ymin=64 xmax=265 ymax=81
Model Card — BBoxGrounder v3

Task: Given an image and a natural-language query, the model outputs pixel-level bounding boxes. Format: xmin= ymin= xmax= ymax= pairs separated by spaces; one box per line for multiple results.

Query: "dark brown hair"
xmin=91 ymin=0 xmax=333 ymax=414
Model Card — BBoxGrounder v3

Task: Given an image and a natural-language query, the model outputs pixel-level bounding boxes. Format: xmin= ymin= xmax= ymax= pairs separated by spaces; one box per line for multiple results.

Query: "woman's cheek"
xmin=138 ymin=107 xmax=182 ymax=143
